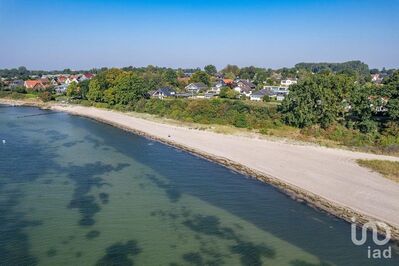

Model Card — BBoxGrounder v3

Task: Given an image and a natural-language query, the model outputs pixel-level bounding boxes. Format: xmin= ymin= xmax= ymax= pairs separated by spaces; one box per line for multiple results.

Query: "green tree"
xmin=348 ymin=86 xmax=377 ymax=133
xmin=219 ymin=87 xmax=238 ymax=99
xmin=189 ymin=71 xmax=210 ymax=86
xmin=39 ymin=91 xmax=52 ymax=102
xmin=79 ymin=80 xmax=90 ymax=99
xmin=280 ymin=73 xmax=355 ymax=128
xmin=222 ymin=65 xmax=240 ymax=76
xmin=87 ymin=78 xmax=104 ymax=102
xmin=111 ymin=72 xmax=148 ymax=105
xmin=382 ymin=70 xmax=399 ymax=122
xmin=66 ymin=82 xmax=80 ymax=98
xmin=204 ymin=65 xmax=217 ymax=76
xmin=162 ymin=68 xmax=178 ymax=87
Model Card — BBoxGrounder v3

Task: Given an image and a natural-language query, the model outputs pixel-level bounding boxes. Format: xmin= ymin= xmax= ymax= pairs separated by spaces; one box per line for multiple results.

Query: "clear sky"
xmin=0 ymin=0 xmax=398 ymax=70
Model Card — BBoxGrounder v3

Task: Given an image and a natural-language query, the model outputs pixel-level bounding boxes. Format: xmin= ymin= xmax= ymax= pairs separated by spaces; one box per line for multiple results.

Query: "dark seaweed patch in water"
xmin=69 ymin=195 xmax=100 ymax=226
xmin=145 ymin=174 xmax=181 ymax=202
xmin=85 ymin=135 xmax=104 ymax=149
xmin=42 ymin=179 xmax=53 ymax=184
xmin=44 ymin=129 xmax=69 ymax=143
xmin=182 ymin=252 xmax=203 ymax=266
xmin=96 ymin=240 xmax=141 ymax=266
xmin=290 ymin=259 xmax=332 ymax=266
xmin=182 ymin=215 xmax=237 ymax=240
xmin=86 ymin=230 xmax=101 ymax=239
xmin=230 ymin=241 xmax=275 ymax=266
xmin=150 ymin=210 xmax=179 ymax=220
xmin=0 ymin=193 xmax=41 ymax=265
xmin=65 ymin=162 xmax=129 ymax=226
xmin=47 ymin=248 xmax=57 ymax=257
xmin=99 ymin=192 xmax=109 ymax=204
xmin=62 ymin=140 xmax=84 ymax=148
xmin=75 ymin=251 xmax=82 ymax=258
xmin=0 ymin=125 xmax=56 ymax=265
xmin=182 ymin=213 xmax=275 ymax=265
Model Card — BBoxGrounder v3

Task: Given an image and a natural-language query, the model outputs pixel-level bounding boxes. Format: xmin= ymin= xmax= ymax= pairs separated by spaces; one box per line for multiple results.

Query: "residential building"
xmin=210 ymin=80 xmax=225 ymax=94
xmin=185 ymin=82 xmax=208 ymax=94
xmin=151 ymin=87 xmax=176 ymax=99
xmin=371 ymin=74 xmax=383 ymax=84
xmin=24 ymin=80 xmax=45 ymax=90
xmin=57 ymin=76 xmax=68 ymax=84
xmin=250 ymin=89 xmax=273 ymax=101
xmin=236 ymin=79 xmax=256 ymax=90
xmin=263 ymin=85 xmax=290 ymax=101
xmin=55 ymin=84 xmax=68 ymax=94
xmin=280 ymin=78 xmax=297 ymax=86
xmin=8 ymin=79 xmax=24 ymax=88
xmin=233 ymin=85 xmax=253 ymax=97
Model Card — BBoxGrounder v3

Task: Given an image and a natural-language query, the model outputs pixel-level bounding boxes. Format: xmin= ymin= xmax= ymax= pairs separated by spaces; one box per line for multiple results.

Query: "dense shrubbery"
xmin=280 ymin=71 xmax=399 ymax=149
xmin=134 ymin=98 xmax=279 ymax=129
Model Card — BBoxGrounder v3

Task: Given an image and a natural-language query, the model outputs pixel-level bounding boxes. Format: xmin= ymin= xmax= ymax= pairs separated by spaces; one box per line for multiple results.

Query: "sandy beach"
xmin=2 ymin=100 xmax=399 ymax=238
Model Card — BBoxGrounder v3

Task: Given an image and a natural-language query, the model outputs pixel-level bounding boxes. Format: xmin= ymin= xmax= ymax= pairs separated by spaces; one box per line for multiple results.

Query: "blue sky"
xmin=0 ymin=0 xmax=398 ymax=70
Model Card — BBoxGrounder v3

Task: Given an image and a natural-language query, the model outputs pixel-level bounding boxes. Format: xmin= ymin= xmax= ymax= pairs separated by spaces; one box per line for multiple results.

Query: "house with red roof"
xmin=83 ymin=73 xmax=94 ymax=79
xmin=24 ymin=80 xmax=44 ymax=90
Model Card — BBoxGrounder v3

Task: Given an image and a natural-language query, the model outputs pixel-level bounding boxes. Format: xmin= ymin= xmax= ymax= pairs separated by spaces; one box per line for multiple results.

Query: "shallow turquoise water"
xmin=0 ymin=105 xmax=398 ymax=266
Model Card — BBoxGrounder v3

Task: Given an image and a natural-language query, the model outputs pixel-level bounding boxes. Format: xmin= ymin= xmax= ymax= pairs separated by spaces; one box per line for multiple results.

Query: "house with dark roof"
xmin=8 ymin=79 xmax=24 ymax=88
xmin=250 ymin=89 xmax=273 ymax=101
xmin=185 ymin=82 xmax=208 ymax=94
xmin=236 ymin=79 xmax=256 ymax=89
xmin=261 ymin=86 xmax=290 ymax=101
xmin=234 ymin=79 xmax=256 ymax=97
xmin=151 ymin=87 xmax=176 ymax=99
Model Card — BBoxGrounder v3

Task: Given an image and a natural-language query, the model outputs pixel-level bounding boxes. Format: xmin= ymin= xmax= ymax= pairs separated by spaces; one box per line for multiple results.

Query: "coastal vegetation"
xmin=357 ymin=159 xmax=399 ymax=183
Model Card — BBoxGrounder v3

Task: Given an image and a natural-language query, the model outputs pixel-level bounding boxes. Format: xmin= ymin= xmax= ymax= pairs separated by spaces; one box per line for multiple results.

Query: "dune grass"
xmin=357 ymin=159 xmax=399 ymax=183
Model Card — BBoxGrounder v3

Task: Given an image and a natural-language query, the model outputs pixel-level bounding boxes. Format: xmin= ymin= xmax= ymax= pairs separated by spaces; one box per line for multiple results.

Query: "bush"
xmin=38 ymin=91 xmax=52 ymax=102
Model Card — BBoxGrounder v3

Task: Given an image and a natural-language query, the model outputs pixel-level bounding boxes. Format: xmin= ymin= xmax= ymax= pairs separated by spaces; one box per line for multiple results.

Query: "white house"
xmin=151 ymin=87 xmax=176 ymax=99
xmin=185 ymin=83 xmax=208 ymax=94
xmin=262 ymin=86 xmax=290 ymax=101
xmin=250 ymin=89 xmax=271 ymax=101
xmin=280 ymin=78 xmax=297 ymax=86
xmin=55 ymin=84 xmax=68 ymax=94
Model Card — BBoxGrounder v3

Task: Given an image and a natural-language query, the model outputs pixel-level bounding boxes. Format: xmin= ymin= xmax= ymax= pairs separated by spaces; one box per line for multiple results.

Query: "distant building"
xmin=280 ymin=78 xmax=297 ymax=86
xmin=57 ymin=76 xmax=68 ymax=84
xmin=151 ymin=87 xmax=176 ymax=99
xmin=8 ymin=79 xmax=24 ymax=88
xmin=371 ymin=74 xmax=383 ymax=84
xmin=83 ymin=73 xmax=94 ymax=79
xmin=263 ymin=85 xmax=290 ymax=101
xmin=210 ymin=80 xmax=225 ymax=94
xmin=234 ymin=79 xmax=256 ymax=97
xmin=250 ymin=89 xmax=272 ymax=101
xmin=233 ymin=85 xmax=253 ymax=97
xmin=236 ymin=79 xmax=256 ymax=90
xmin=24 ymin=80 xmax=45 ymax=90
xmin=185 ymin=83 xmax=208 ymax=94
xmin=223 ymin=79 xmax=234 ymax=85
xmin=55 ymin=84 xmax=68 ymax=94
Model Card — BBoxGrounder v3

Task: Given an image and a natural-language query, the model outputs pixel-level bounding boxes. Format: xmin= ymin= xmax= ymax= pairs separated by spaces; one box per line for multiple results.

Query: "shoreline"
xmin=2 ymin=98 xmax=399 ymax=241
